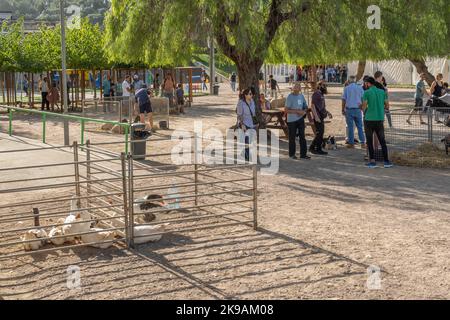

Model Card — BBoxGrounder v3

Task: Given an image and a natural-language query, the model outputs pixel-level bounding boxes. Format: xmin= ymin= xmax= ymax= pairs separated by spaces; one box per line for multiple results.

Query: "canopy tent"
xmin=347 ymin=58 xmax=450 ymax=85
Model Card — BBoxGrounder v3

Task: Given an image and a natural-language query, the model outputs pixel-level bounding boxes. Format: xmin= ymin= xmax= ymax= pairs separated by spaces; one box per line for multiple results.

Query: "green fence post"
xmin=42 ymin=113 xmax=46 ymax=143
xmin=81 ymin=119 xmax=85 ymax=145
xmin=125 ymin=125 xmax=129 ymax=154
xmin=8 ymin=109 xmax=12 ymax=136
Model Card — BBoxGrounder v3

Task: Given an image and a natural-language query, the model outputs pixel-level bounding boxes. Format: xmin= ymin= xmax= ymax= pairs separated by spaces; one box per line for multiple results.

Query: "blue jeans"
xmin=345 ymin=108 xmax=365 ymax=145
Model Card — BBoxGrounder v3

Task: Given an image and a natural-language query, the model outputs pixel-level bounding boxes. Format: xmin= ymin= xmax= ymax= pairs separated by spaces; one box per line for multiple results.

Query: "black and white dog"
xmin=322 ymin=136 xmax=337 ymax=150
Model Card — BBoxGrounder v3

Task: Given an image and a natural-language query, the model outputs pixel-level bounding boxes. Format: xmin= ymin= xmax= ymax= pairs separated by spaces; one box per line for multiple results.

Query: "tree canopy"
xmin=0 ymin=18 xmax=107 ymax=72
xmin=104 ymin=0 xmax=449 ymax=90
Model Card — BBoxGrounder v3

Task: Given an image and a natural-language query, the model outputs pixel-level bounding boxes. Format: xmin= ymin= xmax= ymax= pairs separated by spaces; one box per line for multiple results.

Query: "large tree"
xmin=105 ymin=1 xmax=448 ymax=90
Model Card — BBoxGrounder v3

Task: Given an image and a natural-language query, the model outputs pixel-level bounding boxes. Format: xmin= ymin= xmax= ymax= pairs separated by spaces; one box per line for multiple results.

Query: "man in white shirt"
xmin=122 ymin=75 xmax=132 ymax=97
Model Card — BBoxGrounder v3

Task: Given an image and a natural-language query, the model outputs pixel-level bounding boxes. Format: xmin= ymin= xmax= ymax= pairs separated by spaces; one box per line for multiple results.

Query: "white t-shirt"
xmin=122 ymin=80 xmax=131 ymax=97
xmin=41 ymin=81 xmax=48 ymax=93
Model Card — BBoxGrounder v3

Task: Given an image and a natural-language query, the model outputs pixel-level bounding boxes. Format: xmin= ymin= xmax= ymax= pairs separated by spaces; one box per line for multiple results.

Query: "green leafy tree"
xmin=105 ymin=0 xmax=449 ymax=96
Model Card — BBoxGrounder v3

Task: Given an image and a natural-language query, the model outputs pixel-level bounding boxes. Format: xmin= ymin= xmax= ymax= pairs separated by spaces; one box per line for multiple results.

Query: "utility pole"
xmin=60 ymin=0 xmax=69 ymax=146
xmin=209 ymin=35 xmax=215 ymax=95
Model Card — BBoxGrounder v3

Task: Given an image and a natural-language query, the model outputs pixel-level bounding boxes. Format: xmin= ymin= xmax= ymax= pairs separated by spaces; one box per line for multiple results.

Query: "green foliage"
xmin=0 ymin=18 xmax=107 ymax=72
xmin=67 ymin=18 xmax=108 ymax=69
xmin=105 ymin=0 xmax=449 ymax=69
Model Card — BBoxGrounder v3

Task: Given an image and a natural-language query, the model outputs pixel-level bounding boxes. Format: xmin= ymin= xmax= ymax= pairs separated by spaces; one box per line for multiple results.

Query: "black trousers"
xmin=41 ymin=92 xmax=49 ymax=110
xmin=288 ymin=118 xmax=307 ymax=157
xmin=364 ymin=120 xmax=389 ymax=162
xmin=310 ymin=120 xmax=325 ymax=151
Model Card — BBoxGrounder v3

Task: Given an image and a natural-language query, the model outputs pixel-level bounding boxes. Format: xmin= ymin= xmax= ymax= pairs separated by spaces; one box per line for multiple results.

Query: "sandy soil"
xmin=0 ymin=84 xmax=449 ymax=300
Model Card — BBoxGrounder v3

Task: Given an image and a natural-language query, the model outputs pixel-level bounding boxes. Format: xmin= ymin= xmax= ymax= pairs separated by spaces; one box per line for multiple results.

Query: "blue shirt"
xmin=135 ymin=88 xmax=150 ymax=106
xmin=103 ymin=78 xmax=111 ymax=95
xmin=342 ymin=83 xmax=364 ymax=109
xmin=415 ymin=80 xmax=425 ymax=99
xmin=286 ymin=93 xmax=308 ymax=123
xmin=236 ymin=99 xmax=256 ymax=129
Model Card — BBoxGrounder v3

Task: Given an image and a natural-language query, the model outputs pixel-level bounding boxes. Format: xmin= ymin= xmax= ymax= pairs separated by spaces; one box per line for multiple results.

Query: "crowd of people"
xmin=235 ymin=70 xmax=414 ymax=168
xmin=293 ymin=65 xmax=348 ymax=84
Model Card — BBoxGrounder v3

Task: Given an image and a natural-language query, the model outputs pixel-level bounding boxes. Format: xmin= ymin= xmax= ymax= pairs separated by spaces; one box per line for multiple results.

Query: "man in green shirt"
xmin=362 ymin=77 xmax=393 ymax=169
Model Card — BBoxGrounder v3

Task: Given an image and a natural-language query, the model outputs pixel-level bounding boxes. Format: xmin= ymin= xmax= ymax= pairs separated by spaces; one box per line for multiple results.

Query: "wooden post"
xmin=33 ymin=208 xmax=40 ymax=227
xmin=1 ymin=72 xmax=5 ymax=104
xmin=188 ymin=68 xmax=193 ymax=103
xmin=60 ymin=71 xmax=64 ymax=112
xmin=31 ymin=73 xmax=35 ymax=108
xmin=99 ymin=70 xmax=103 ymax=99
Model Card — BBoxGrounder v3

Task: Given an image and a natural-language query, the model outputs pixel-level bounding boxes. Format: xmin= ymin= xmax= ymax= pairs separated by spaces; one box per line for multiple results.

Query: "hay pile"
xmin=391 ymin=143 xmax=450 ymax=169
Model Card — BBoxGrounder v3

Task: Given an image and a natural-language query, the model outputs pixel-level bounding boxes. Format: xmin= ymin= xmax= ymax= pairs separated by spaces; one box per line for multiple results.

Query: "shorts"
xmin=177 ymin=97 xmax=184 ymax=105
xmin=139 ymin=102 xmax=152 ymax=114
xmin=415 ymin=98 xmax=424 ymax=109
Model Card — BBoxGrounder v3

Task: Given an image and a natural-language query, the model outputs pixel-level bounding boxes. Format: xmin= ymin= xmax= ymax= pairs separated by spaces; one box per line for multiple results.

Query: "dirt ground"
xmin=0 ymin=84 xmax=449 ymax=300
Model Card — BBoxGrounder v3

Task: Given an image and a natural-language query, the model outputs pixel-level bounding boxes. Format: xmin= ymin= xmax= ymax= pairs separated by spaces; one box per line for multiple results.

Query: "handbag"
xmin=244 ymin=100 xmax=259 ymax=127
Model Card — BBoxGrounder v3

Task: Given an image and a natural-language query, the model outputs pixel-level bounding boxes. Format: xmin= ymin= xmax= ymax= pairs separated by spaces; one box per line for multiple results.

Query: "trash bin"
xmin=131 ymin=123 xmax=151 ymax=159
xmin=213 ymin=84 xmax=220 ymax=95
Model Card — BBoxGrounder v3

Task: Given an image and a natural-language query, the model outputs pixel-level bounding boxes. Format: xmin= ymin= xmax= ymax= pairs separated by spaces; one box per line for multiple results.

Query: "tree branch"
xmin=263 ymin=0 xmax=310 ymax=50
xmin=214 ymin=2 xmax=239 ymax=62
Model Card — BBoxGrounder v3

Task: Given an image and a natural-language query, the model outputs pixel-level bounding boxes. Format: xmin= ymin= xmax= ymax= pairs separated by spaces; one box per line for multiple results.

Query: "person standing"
xmin=162 ymin=73 xmax=176 ymax=111
xmin=310 ymin=81 xmax=332 ymax=155
xmin=132 ymin=74 xmax=143 ymax=94
xmin=134 ymin=84 xmax=153 ymax=131
xmin=176 ymin=83 xmax=185 ymax=114
xmin=374 ymin=71 xmax=392 ymax=128
xmin=430 ymin=73 xmax=446 ymax=123
xmin=23 ymin=74 xmax=29 ymax=97
xmin=342 ymin=76 xmax=366 ymax=148
xmin=40 ymin=76 xmax=50 ymax=111
xmin=47 ymin=82 xmax=60 ymax=112
xmin=407 ymin=73 xmax=429 ymax=125
xmin=362 ymin=77 xmax=393 ymax=168
xmin=230 ymin=72 xmax=237 ymax=92
xmin=154 ymin=73 xmax=161 ymax=96
xmin=122 ymin=75 xmax=132 ymax=115
xmin=285 ymin=83 xmax=310 ymax=160
xmin=201 ymin=70 xmax=208 ymax=91
xmin=268 ymin=75 xmax=280 ymax=100
xmin=103 ymin=74 xmax=112 ymax=112
xmin=236 ymin=88 xmax=258 ymax=161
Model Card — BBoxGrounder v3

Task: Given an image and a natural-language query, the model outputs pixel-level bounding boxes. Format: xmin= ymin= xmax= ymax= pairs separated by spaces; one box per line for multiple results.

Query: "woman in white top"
xmin=40 ymin=77 xmax=50 ymax=111
xmin=236 ymin=88 xmax=258 ymax=161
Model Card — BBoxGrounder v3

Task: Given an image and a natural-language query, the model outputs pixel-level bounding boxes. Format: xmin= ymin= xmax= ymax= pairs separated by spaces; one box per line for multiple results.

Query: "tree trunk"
xmin=409 ymin=58 xmax=435 ymax=86
xmin=356 ymin=60 xmax=366 ymax=82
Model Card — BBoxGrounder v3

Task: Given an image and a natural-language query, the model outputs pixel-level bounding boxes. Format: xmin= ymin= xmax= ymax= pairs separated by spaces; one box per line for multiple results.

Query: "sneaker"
xmin=289 ymin=156 xmax=298 ymax=160
xmin=300 ymin=156 xmax=311 ymax=160
xmin=360 ymin=143 xmax=367 ymax=149
xmin=384 ymin=161 xmax=394 ymax=168
xmin=309 ymin=149 xmax=319 ymax=155
xmin=366 ymin=162 xmax=377 ymax=169
xmin=316 ymin=150 xmax=328 ymax=155
xmin=346 ymin=144 xmax=355 ymax=149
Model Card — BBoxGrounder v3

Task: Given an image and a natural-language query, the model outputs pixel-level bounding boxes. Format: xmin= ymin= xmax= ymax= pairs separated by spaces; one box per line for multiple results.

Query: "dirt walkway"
xmin=1 ymin=85 xmax=449 ymax=299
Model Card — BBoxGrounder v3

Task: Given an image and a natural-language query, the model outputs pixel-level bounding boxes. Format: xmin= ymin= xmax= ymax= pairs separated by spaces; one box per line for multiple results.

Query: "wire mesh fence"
xmin=386 ymin=107 xmax=450 ymax=151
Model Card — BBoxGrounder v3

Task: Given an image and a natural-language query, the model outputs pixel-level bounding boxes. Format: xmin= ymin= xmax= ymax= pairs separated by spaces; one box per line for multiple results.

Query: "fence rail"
xmin=0 ymin=136 xmax=258 ymax=260
xmin=385 ymin=107 xmax=450 ymax=151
